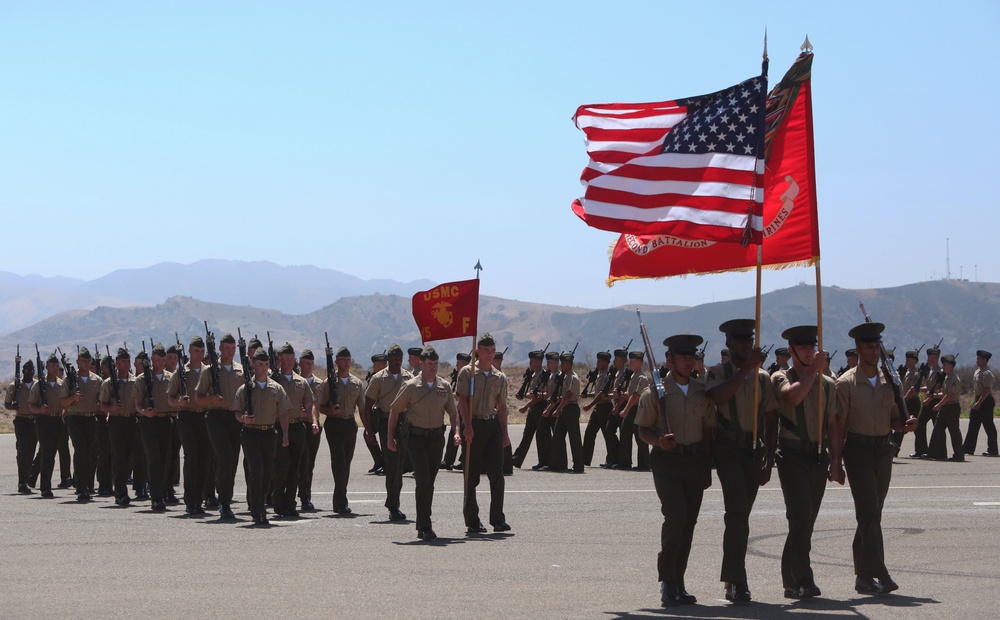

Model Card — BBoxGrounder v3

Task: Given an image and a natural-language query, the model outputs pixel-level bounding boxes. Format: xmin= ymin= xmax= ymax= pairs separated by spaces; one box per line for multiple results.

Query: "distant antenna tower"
xmin=945 ymin=237 xmax=951 ymax=280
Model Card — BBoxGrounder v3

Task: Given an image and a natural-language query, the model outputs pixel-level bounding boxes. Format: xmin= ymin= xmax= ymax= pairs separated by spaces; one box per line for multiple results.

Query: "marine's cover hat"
xmin=420 ymin=346 xmax=439 ymax=361
xmin=628 ymin=351 xmax=644 ymax=360
xmin=189 ymin=336 xmax=205 ymax=348
xmin=596 ymin=351 xmax=612 ymax=361
xmin=477 ymin=332 xmax=495 ymax=347
xmin=718 ymin=319 xmax=755 ymax=338
xmin=387 ymin=344 xmax=403 ymax=356
xmin=781 ymin=325 xmax=818 ymax=346
xmin=848 ymin=322 xmax=884 ymax=344
xmin=407 ymin=347 xmax=423 ymax=357
xmin=300 ymin=349 xmax=315 ymax=360
xmin=977 ymin=350 xmax=992 ymax=360
xmin=528 ymin=350 xmax=545 ymax=360
xmin=456 ymin=352 xmax=472 ymax=362
xmin=77 ymin=347 xmax=92 ymax=360
xmin=941 ymin=354 xmax=957 ymax=365
xmin=663 ymin=335 xmax=703 ymax=356
xmin=336 ymin=346 xmax=352 ymax=358
xmin=559 ymin=351 xmax=574 ymax=363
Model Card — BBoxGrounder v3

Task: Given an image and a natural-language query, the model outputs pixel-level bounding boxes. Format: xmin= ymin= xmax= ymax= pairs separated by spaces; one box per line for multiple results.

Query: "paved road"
xmin=2 ymin=422 xmax=999 ymax=619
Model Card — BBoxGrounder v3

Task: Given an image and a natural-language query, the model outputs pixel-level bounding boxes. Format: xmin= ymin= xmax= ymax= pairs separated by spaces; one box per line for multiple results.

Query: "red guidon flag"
xmin=607 ymin=52 xmax=818 ymax=284
xmin=572 ymin=75 xmax=767 ymax=245
xmin=412 ymin=279 xmax=480 ymax=343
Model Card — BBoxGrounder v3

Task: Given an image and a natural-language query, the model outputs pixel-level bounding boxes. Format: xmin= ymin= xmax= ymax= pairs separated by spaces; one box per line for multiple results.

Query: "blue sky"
xmin=2 ymin=1 xmax=996 ymax=309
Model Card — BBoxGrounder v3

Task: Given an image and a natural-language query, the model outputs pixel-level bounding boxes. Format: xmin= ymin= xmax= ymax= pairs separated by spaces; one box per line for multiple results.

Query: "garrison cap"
xmin=221 ymin=333 xmax=236 ymax=344
xmin=371 ymin=353 xmax=387 ymax=363
xmin=135 ymin=351 xmax=148 ymax=361
xmin=596 ymin=351 xmax=612 ymax=361
xmin=22 ymin=360 xmax=34 ymax=370
xmin=941 ymin=354 xmax=957 ymax=365
xmin=905 ymin=350 xmax=919 ymax=361
xmin=845 ymin=348 xmax=858 ymax=357
xmin=719 ymin=319 xmax=755 ymax=338
xmin=977 ymin=350 xmax=992 ymax=360
xmin=477 ymin=332 xmax=495 ymax=347
xmin=775 ymin=347 xmax=790 ymax=357
xmin=387 ymin=344 xmax=403 ymax=356
xmin=559 ymin=351 xmax=575 ymax=363
xmin=528 ymin=350 xmax=545 ymax=360
xmin=926 ymin=347 xmax=941 ymax=356
xmin=77 ymin=347 xmax=92 ymax=360
xmin=545 ymin=351 xmax=560 ymax=361
xmin=781 ymin=325 xmax=818 ymax=346
xmin=46 ymin=353 xmax=59 ymax=364
xmin=407 ymin=347 xmax=423 ymax=357
xmin=613 ymin=348 xmax=628 ymax=358
xmin=420 ymin=346 xmax=439 ymax=361
xmin=278 ymin=342 xmax=295 ymax=355
xmin=664 ymin=335 xmax=703 ymax=356
xmin=189 ymin=336 xmax=205 ymax=348
xmin=721 ymin=348 xmax=730 ymax=356
xmin=300 ymin=349 xmax=315 ymax=360
xmin=628 ymin=350 xmax=644 ymax=360
xmin=848 ymin=322 xmax=884 ymax=343
xmin=248 ymin=338 xmax=263 ymax=350
xmin=252 ymin=348 xmax=269 ymax=361
xmin=456 ymin=352 xmax=472 ymax=362
xmin=151 ymin=343 xmax=167 ymax=357
xmin=336 ymin=346 xmax=351 ymax=358
xmin=166 ymin=344 xmax=179 ymax=355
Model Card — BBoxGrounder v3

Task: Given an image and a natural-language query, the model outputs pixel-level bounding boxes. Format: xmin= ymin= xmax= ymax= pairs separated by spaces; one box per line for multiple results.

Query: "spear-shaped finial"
xmin=763 ymin=27 xmax=768 ymax=61
xmin=474 ymin=259 xmax=483 ymax=279
xmin=801 ymin=35 xmax=813 ymax=53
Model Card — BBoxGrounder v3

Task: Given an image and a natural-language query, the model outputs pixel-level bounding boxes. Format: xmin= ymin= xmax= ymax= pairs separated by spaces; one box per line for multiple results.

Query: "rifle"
xmin=858 ymin=302 xmax=910 ymax=421
xmin=266 ymin=331 xmax=280 ymax=381
xmin=637 ymin=310 xmax=671 ymax=434
xmin=237 ymin=328 xmax=254 ymax=418
xmin=93 ymin=345 xmax=103 ymax=379
xmin=204 ymin=322 xmax=221 ymax=398
xmin=175 ymin=332 xmax=189 ymax=396
xmin=581 ymin=354 xmax=605 ymax=398
xmin=516 ymin=342 xmax=549 ymax=400
xmin=11 ymin=345 xmax=22 ymax=409
xmin=57 ymin=347 xmax=79 ymax=393
xmin=35 ymin=344 xmax=46 ymax=402
xmin=547 ymin=343 xmax=578 ymax=406
xmin=324 ymin=332 xmax=337 ymax=407
xmin=140 ymin=342 xmax=155 ymax=410
xmin=106 ymin=345 xmax=121 ymax=405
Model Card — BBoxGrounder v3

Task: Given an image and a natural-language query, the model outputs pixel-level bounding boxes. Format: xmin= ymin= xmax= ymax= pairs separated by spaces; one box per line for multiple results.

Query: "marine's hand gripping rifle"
xmin=11 ymin=345 xmax=21 ymax=409
xmin=237 ymin=328 xmax=254 ymax=418
xmin=204 ymin=322 xmax=221 ymax=398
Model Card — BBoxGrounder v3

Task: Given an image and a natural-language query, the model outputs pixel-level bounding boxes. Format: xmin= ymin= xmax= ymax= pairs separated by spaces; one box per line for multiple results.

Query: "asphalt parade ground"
xmin=3 ymin=421 xmax=999 ymax=619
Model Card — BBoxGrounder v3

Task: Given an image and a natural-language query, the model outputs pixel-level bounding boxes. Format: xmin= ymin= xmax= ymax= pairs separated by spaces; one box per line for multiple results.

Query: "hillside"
xmin=0 ymin=279 xmax=996 ymax=379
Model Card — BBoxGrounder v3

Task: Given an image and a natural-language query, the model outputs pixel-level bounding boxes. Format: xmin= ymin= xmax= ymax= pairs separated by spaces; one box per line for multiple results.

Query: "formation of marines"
xmin=4 ymin=320 xmax=996 ymax=608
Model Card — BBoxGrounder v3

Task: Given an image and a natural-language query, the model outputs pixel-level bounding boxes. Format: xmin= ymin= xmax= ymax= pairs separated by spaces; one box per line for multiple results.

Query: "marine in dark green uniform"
xmin=636 ymin=334 xmax=715 ymax=607
xmin=829 ymin=321 xmax=917 ymax=595
xmin=772 ymin=325 xmax=837 ymax=599
xmin=704 ymin=319 xmax=778 ymax=603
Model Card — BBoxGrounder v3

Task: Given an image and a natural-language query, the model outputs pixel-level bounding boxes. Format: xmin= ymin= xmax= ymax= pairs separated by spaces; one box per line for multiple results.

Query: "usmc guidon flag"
xmin=411 ymin=279 xmax=480 ymax=343
xmin=607 ymin=51 xmax=818 ymax=284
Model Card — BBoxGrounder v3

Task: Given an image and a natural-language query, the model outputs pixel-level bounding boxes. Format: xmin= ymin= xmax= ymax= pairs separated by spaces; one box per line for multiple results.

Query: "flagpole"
xmin=463 ymin=260 xmax=483 ymax=499
xmin=815 ymin=259 xmax=824 ymax=458
xmin=752 ymin=30 xmax=769 ymax=447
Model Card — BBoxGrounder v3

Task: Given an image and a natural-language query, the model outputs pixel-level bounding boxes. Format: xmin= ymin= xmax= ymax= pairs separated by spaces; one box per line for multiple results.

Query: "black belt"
xmin=207 ymin=408 xmax=233 ymax=416
xmin=779 ymin=437 xmax=819 ymax=453
xmin=846 ymin=432 xmax=892 ymax=447
xmin=716 ymin=429 xmax=754 ymax=447
xmin=409 ymin=426 xmax=446 ymax=437
xmin=655 ymin=442 xmax=702 ymax=456
xmin=69 ymin=412 xmax=98 ymax=417
xmin=243 ymin=423 xmax=275 ymax=431
xmin=472 ymin=414 xmax=498 ymax=421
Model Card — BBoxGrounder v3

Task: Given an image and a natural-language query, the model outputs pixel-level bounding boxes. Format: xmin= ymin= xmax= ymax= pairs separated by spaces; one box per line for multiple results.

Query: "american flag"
xmin=571 ymin=76 xmax=767 ymax=245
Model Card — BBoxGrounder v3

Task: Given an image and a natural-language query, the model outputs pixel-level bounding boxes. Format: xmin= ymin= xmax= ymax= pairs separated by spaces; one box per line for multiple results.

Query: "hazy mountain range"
xmin=0 ymin=277 xmax=996 ymax=380
xmin=0 ymin=260 xmax=436 ymax=335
